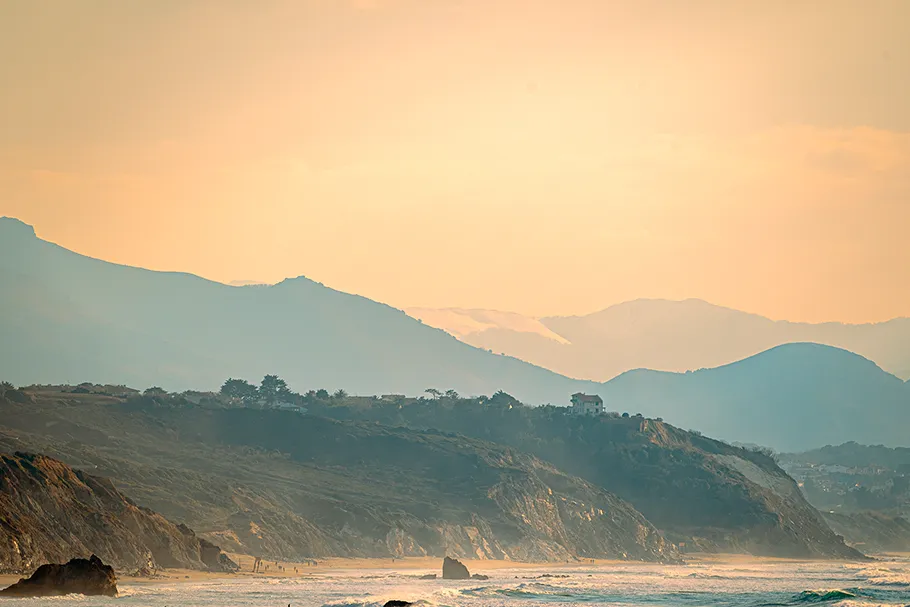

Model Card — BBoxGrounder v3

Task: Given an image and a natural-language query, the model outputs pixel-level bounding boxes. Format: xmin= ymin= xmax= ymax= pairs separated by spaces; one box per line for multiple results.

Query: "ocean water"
xmin=4 ymin=556 xmax=910 ymax=607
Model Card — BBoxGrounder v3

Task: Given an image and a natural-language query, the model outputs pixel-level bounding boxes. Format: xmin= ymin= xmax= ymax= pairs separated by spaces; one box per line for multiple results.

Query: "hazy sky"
xmin=2 ymin=0 xmax=909 ymax=322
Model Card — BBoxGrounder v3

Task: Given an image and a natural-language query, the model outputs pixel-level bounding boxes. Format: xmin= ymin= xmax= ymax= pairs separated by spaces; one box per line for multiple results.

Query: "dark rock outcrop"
xmin=383 ymin=601 xmax=413 ymax=607
xmin=0 ymin=555 xmax=117 ymax=597
xmin=442 ymin=556 xmax=470 ymax=579
xmin=0 ymin=452 xmax=237 ymax=574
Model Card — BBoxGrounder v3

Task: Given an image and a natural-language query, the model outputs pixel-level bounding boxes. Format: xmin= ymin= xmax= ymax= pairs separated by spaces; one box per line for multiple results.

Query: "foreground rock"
xmin=383 ymin=602 xmax=413 ymax=607
xmin=0 ymin=452 xmax=238 ymax=574
xmin=442 ymin=556 xmax=470 ymax=579
xmin=0 ymin=555 xmax=117 ymax=597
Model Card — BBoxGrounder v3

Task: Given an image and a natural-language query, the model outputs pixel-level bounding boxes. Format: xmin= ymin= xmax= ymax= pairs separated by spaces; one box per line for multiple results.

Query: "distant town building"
xmin=381 ymin=394 xmax=406 ymax=402
xmin=570 ymin=393 xmax=604 ymax=416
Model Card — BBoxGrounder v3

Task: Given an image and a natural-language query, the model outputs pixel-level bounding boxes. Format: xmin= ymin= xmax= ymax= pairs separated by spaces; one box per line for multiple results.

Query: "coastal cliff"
xmin=0 ymin=391 xmax=675 ymax=563
xmin=0 ymin=451 xmax=237 ymax=574
xmin=0 ymin=386 xmax=861 ymax=562
xmin=307 ymin=397 xmax=864 ymax=559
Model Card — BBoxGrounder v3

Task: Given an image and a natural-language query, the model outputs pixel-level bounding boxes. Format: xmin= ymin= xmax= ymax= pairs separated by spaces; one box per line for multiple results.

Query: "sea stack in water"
xmin=0 ymin=555 xmax=118 ymax=597
xmin=442 ymin=556 xmax=470 ymax=580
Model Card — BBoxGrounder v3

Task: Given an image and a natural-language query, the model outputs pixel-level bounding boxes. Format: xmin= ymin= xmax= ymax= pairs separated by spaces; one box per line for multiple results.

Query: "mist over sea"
xmin=4 ymin=556 xmax=908 ymax=607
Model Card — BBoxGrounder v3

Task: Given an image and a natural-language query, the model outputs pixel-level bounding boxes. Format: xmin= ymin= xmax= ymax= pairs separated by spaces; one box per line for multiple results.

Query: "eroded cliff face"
xmin=0 ymin=452 xmax=237 ymax=574
xmin=329 ymin=461 xmax=677 ymax=563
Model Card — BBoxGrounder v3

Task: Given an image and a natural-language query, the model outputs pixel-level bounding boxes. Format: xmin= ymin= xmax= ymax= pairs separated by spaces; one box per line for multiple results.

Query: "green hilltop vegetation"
xmin=0 ymin=381 xmax=861 ymax=564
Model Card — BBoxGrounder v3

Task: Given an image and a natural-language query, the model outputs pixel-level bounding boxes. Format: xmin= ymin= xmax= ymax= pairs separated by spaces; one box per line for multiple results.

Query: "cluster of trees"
xmin=422 ymin=388 xmax=520 ymax=407
xmin=219 ymin=376 xmax=347 ymax=408
xmin=0 ymin=381 xmax=15 ymax=397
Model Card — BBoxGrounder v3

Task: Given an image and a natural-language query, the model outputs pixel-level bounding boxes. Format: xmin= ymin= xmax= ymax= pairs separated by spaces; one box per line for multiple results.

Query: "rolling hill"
xmin=407 ymin=300 xmax=910 ymax=381
xmin=600 ymin=343 xmax=910 ymax=451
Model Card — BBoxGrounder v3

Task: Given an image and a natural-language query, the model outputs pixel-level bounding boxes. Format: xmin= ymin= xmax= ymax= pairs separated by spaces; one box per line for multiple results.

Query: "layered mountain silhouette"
xmin=0 ymin=217 xmax=598 ymax=403
xmin=2 ymin=217 xmax=908 ymax=450
xmin=407 ymin=300 xmax=910 ymax=381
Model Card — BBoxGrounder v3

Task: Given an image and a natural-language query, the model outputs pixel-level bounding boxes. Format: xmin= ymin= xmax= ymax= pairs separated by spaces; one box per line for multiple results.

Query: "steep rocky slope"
xmin=0 ymin=451 xmax=237 ymax=574
xmin=311 ymin=397 xmax=864 ymax=559
xmin=0 ymin=389 xmax=676 ymax=563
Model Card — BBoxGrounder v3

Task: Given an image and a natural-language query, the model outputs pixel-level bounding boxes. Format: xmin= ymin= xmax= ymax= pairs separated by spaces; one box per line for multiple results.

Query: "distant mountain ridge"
xmin=2 ymin=216 xmax=908 ymax=450
xmin=0 ymin=216 xmax=599 ymax=403
xmin=406 ymin=299 xmax=910 ymax=381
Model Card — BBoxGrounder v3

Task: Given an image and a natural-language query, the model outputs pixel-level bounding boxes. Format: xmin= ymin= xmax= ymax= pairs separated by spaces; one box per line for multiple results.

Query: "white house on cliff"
xmin=570 ymin=393 xmax=604 ymax=415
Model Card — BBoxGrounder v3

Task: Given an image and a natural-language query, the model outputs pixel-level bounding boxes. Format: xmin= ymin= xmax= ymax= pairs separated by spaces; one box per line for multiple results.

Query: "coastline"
xmin=0 ymin=552 xmax=851 ymax=591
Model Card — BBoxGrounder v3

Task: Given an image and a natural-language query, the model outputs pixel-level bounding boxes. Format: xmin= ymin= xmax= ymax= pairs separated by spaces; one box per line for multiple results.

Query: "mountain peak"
xmin=275 ymin=275 xmax=323 ymax=289
xmin=0 ymin=217 xmax=37 ymax=238
xmin=736 ymin=342 xmax=885 ymax=370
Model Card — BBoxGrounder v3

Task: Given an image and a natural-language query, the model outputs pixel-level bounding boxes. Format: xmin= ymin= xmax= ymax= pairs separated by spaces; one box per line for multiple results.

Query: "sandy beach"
xmin=0 ymin=552 xmax=858 ymax=592
xmin=0 ymin=555 xmax=657 ymax=590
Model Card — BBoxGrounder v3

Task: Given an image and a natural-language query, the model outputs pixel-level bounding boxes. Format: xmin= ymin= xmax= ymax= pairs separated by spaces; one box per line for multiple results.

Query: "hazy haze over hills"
xmin=407 ymin=300 xmax=910 ymax=381
xmin=3 ymin=217 xmax=908 ymax=451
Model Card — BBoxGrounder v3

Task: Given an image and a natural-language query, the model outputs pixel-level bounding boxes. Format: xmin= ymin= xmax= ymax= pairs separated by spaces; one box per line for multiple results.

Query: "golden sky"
xmin=2 ymin=0 xmax=909 ymax=322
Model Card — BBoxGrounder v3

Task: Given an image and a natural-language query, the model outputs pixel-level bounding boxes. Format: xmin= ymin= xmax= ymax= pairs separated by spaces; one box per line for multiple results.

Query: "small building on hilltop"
xmin=570 ymin=392 xmax=604 ymax=416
